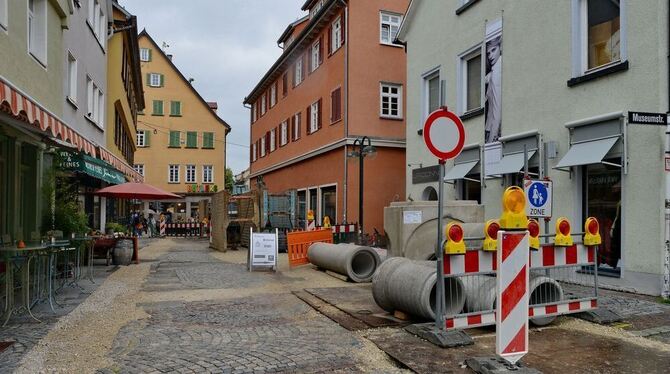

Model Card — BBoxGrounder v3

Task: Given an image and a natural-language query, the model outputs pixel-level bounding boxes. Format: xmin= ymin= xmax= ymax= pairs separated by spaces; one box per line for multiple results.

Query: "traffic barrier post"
xmin=286 ymin=228 xmax=333 ymax=267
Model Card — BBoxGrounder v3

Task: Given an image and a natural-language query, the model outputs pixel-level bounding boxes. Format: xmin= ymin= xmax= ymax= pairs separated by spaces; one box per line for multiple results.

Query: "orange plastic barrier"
xmin=287 ymin=228 xmax=333 ymax=267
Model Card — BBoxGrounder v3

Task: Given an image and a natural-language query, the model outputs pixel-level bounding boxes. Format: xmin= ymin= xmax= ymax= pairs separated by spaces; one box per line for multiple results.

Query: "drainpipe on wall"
xmin=340 ymin=0 xmax=349 ymax=222
xmin=664 ymin=0 xmax=670 ymax=300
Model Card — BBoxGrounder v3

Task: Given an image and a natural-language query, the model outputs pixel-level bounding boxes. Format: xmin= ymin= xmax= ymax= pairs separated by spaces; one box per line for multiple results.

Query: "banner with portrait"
xmin=484 ymin=19 xmax=502 ymax=144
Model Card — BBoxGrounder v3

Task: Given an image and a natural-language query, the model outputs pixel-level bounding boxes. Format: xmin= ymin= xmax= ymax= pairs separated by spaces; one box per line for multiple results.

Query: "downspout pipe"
xmin=663 ymin=0 xmax=670 ymax=300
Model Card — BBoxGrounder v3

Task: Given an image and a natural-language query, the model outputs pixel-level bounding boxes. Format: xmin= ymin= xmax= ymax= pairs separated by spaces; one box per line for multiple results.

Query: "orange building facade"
xmin=244 ymin=0 xmax=408 ymax=234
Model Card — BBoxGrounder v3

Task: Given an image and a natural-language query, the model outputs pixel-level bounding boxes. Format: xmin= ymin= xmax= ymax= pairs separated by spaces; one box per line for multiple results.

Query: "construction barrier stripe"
xmin=330 ymin=224 xmax=357 ymax=234
xmin=497 ymin=232 xmax=529 ymax=360
xmin=445 ymin=298 xmax=597 ymax=330
xmin=443 ymin=244 xmax=596 ymax=276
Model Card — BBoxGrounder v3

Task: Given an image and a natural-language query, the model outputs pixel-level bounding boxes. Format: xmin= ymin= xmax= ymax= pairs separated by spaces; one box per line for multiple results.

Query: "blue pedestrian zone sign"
xmin=523 ymin=180 xmax=552 ymax=218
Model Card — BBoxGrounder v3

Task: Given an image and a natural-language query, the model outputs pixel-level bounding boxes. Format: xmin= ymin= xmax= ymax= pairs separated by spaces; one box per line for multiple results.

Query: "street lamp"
xmin=347 ymin=136 xmax=376 ymax=243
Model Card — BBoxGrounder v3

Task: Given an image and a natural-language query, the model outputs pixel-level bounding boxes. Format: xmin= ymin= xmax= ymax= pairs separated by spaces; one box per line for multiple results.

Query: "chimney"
xmin=167 ymin=54 xmax=173 ymax=61
xmin=207 ymin=102 xmax=218 ymax=113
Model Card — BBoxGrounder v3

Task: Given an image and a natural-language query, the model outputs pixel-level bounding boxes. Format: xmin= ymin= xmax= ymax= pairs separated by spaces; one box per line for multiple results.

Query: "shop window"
xmin=583 ymin=161 xmax=621 ymax=275
xmin=309 ymin=187 xmax=318 ymax=222
xmin=321 ymin=186 xmax=337 ymax=224
xmin=459 ymin=178 xmax=481 ymax=204
xmin=297 ymin=190 xmax=307 ymax=228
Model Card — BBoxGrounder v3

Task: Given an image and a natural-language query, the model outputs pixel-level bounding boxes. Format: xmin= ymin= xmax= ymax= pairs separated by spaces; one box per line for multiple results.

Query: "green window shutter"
xmin=169 ymin=131 xmax=180 ymax=147
xmin=186 ymin=131 xmax=197 ymax=148
xmin=146 ymin=73 xmax=151 ymax=85
xmin=170 ymin=101 xmax=182 ymax=116
xmin=148 ymin=49 xmax=152 ymax=61
xmin=144 ymin=130 xmax=151 ymax=147
xmin=152 ymin=100 xmax=163 ymax=115
xmin=159 ymin=74 xmax=165 ymax=87
xmin=203 ymin=132 xmax=214 ymax=149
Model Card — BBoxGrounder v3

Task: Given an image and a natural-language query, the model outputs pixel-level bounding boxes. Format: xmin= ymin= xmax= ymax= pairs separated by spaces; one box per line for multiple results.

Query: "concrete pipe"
xmin=307 ymin=243 xmax=381 ymax=283
xmin=372 ymin=258 xmax=466 ymax=320
xmin=462 ymin=274 xmax=564 ymax=326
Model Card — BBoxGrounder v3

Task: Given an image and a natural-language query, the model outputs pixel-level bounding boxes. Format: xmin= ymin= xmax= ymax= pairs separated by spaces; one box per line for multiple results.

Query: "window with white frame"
xmin=28 ymin=0 xmax=47 ymax=64
xmin=574 ymin=0 xmax=624 ymax=75
xmin=424 ymin=71 xmax=440 ymax=119
xmin=380 ymin=83 xmax=402 ymax=119
xmin=252 ymin=142 xmax=257 ymax=161
xmin=1 ymin=0 xmax=8 ymax=30
xmin=458 ymin=47 xmax=483 ymax=113
xmin=140 ymin=48 xmax=150 ymax=62
xmin=185 ymin=165 xmax=196 ymax=183
xmin=87 ymin=0 xmax=105 ymax=47
xmin=270 ymin=83 xmax=277 ymax=107
xmin=270 ymin=129 xmax=276 ymax=152
xmin=203 ymin=165 xmax=213 ymax=183
xmin=280 ymin=121 xmax=288 ymax=146
xmin=260 ymin=136 xmax=266 ymax=157
xmin=261 ymin=94 xmax=266 ymax=115
xmin=252 ymin=102 xmax=258 ymax=122
xmin=380 ymin=11 xmax=402 ymax=45
xmin=311 ymin=40 xmax=320 ymax=72
xmin=168 ymin=164 xmax=180 ymax=183
xmin=331 ymin=17 xmax=342 ymax=53
xmin=87 ymin=76 xmax=103 ymax=127
xmin=133 ymin=164 xmax=144 ymax=176
xmin=295 ymin=58 xmax=303 ymax=85
xmin=67 ymin=53 xmax=77 ymax=102
xmin=136 ymin=131 xmax=145 ymax=147
xmin=310 ymin=101 xmax=319 ymax=133
xmin=149 ymin=73 xmax=161 ymax=87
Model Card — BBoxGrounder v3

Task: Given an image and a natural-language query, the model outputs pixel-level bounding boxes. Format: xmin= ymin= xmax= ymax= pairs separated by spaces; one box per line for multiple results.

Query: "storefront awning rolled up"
xmin=555 ymin=137 xmax=619 ymax=169
xmin=59 ymin=151 xmax=126 ymax=185
xmin=487 ymin=150 xmax=536 ymax=176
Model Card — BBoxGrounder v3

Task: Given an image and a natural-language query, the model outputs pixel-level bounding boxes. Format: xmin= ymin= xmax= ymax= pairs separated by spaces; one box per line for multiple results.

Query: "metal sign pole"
xmin=435 ymin=159 xmax=447 ymax=331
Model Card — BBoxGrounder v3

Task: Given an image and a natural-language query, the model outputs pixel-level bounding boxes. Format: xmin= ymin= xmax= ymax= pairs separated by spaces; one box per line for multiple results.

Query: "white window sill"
xmin=380 ymin=115 xmax=403 ymax=121
xmin=29 ymin=51 xmax=47 ymax=69
xmin=66 ymin=96 xmax=78 ymax=109
xmin=85 ymin=115 xmax=104 ymax=130
xmin=380 ymin=41 xmax=402 ymax=48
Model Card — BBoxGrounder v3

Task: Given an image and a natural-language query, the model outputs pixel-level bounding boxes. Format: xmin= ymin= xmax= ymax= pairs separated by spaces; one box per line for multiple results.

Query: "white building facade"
xmin=398 ymin=0 xmax=669 ymax=295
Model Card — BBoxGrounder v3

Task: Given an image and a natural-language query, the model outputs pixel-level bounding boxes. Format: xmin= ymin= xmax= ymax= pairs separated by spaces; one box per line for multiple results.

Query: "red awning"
xmin=95 ymin=182 xmax=182 ymax=200
xmin=0 ymin=77 xmax=143 ymax=183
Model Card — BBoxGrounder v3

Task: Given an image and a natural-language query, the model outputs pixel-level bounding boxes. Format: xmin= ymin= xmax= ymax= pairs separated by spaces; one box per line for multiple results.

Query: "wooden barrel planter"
xmin=113 ymin=238 xmax=134 ymax=266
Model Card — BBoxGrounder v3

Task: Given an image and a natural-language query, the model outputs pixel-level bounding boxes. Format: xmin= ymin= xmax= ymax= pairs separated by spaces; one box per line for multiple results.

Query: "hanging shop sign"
xmin=58 ymin=151 xmax=126 ymax=185
xmin=628 ymin=111 xmax=667 ymax=126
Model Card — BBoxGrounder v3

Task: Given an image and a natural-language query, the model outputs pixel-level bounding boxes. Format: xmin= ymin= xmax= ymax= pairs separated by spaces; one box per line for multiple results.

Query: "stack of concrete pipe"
xmin=307 ymin=243 xmax=382 ymax=283
xmin=372 ymin=258 xmax=466 ymax=320
xmin=462 ymin=274 xmax=564 ymax=326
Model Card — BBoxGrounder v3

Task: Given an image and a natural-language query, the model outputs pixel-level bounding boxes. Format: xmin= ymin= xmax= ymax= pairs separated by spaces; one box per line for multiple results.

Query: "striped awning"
xmin=0 ymin=77 xmax=143 ymax=183
xmin=0 ymin=78 xmax=97 ymax=156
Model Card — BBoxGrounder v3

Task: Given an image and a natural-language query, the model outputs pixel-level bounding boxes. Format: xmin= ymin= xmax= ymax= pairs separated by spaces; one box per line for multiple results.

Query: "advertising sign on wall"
xmin=484 ymin=18 xmax=502 ymax=144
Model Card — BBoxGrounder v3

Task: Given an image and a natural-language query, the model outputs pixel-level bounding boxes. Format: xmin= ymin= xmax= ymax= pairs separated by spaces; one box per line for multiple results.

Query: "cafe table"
xmin=0 ymin=243 xmax=48 ymax=326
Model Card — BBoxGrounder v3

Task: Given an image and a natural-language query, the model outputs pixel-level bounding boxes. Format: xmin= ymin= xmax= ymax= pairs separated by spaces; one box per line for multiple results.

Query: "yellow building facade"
xmin=135 ymin=31 xmax=230 ymax=219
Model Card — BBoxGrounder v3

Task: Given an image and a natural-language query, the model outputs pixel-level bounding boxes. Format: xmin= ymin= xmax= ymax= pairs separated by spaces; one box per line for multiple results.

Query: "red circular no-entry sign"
xmin=423 ymin=108 xmax=465 ymax=161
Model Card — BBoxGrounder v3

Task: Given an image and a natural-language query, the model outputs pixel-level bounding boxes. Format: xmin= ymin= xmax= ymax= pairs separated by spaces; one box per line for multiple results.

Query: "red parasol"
xmin=95 ymin=182 xmax=182 ymax=200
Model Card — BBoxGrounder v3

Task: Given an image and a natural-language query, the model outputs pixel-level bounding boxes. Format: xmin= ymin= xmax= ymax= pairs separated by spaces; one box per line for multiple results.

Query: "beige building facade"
xmin=134 ymin=31 xmax=230 ymax=219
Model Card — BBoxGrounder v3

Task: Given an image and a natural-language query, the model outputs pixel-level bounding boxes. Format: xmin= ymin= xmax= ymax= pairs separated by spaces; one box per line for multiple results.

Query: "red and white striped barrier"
xmin=160 ymin=220 xmax=166 ymax=236
xmin=331 ymin=224 xmax=357 ymax=234
xmin=496 ymin=231 xmax=529 ymax=365
xmin=443 ymin=244 xmax=595 ymax=275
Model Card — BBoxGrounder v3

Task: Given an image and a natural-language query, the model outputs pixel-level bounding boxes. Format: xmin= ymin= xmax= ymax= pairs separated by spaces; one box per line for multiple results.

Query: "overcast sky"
xmin=122 ymin=0 xmax=306 ymax=174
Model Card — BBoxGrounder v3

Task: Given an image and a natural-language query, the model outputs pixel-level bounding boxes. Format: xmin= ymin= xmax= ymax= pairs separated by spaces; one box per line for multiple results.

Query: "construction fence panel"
xmin=443 ymin=240 xmax=598 ymax=331
xmin=163 ymin=223 xmax=211 ymax=238
xmin=287 ymin=229 xmax=333 ymax=268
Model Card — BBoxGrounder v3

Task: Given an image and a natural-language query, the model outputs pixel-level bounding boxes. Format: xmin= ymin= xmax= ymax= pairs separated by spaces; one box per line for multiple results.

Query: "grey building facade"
xmin=398 ymin=0 xmax=669 ymax=295
xmin=62 ymin=0 xmax=112 ymax=146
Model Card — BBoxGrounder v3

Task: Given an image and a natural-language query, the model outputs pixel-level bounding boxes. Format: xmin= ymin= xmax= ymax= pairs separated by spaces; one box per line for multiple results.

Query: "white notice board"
xmin=249 ymin=228 xmax=278 ymax=271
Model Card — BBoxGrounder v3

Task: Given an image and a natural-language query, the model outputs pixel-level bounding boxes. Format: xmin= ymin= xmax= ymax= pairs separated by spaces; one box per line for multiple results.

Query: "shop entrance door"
xmin=583 ymin=161 xmax=621 ymax=276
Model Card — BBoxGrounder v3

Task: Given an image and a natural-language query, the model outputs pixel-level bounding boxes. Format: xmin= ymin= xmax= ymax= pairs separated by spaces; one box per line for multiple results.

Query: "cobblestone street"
xmin=97 ymin=242 xmax=404 ymax=373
